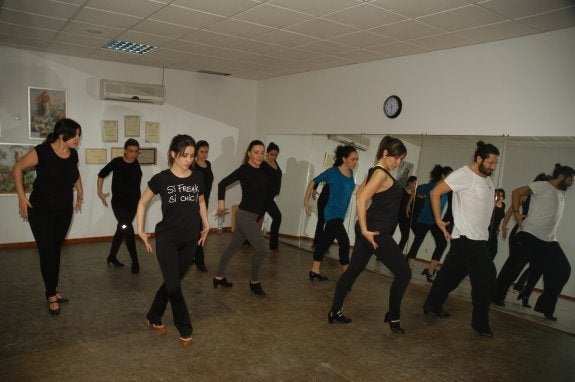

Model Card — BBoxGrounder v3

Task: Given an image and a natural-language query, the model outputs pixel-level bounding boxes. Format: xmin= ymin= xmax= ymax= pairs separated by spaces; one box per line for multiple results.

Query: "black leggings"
xmin=262 ymin=199 xmax=282 ymax=250
xmin=313 ymin=218 xmax=350 ymax=265
xmin=109 ymin=203 xmax=137 ymax=263
xmin=28 ymin=206 xmax=72 ymax=298
xmin=406 ymin=221 xmax=447 ymax=261
xmin=397 ymin=216 xmax=411 ymax=251
xmin=332 ymin=224 xmax=412 ymax=320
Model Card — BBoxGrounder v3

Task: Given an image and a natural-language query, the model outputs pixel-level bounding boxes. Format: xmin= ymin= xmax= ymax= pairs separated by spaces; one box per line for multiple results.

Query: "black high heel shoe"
xmin=421 ymin=268 xmax=434 ymax=283
xmin=213 ymin=277 xmax=233 ymax=288
xmin=328 ymin=310 xmax=352 ymax=324
xmin=250 ymin=282 xmax=266 ymax=296
xmin=107 ymin=255 xmax=124 ymax=268
xmin=47 ymin=297 xmax=60 ymax=316
xmin=384 ymin=312 xmax=405 ymax=334
xmin=309 ymin=271 xmax=328 ymax=281
xmin=517 ymin=293 xmax=531 ymax=308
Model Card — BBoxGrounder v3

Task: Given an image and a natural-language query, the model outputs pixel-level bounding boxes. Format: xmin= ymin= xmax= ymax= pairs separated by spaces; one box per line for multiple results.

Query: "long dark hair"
xmin=168 ymin=134 xmax=196 ymax=166
xmin=375 ymin=135 xmax=406 ymax=161
xmin=333 ymin=145 xmax=357 ymax=167
xmin=45 ymin=118 xmax=81 ymax=144
xmin=243 ymin=140 xmax=265 ymax=164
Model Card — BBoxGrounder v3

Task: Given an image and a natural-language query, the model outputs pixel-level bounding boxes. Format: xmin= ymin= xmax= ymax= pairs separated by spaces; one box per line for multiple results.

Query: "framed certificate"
xmin=145 ymin=121 xmax=160 ymax=143
xmin=139 ymin=147 xmax=157 ymax=165
xmin=85 ymin=148 xmax=107 ymax=164
xmin=124 ymin=115 xmax=140 ymax=137
xmin=102 ymin=120 xmax=118 ymax=142
xmin=111 ymin=147 xmax=124 ymax=158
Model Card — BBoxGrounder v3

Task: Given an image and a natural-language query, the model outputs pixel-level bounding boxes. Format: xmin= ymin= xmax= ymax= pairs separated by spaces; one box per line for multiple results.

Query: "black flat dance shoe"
xmin=421 ymin=268 xmax=434 ymax=283
xmin=423 ymin=305 xmax=450 ymax=318
xmin=107 ymin=256 xmax=124 ymax=268
xmin=472 ymin=324 xmax=494 ymax=338
xmin=249 ymin=282 xmax=266 ymax=296
xmin=213 ymin=277 xmax=233 ymax=289
xmin=309 ymin=271 xmax=328 ymax=281
xmin=47 ymin=297 xmax=60 ymax=316
xmin=384 ymin=312 xmax=405 ymax=334
xmin=328 ymin=310 xmax=352 ymax=324
xmin=517 ymin=293 xmax=531 ymax=308
xmin=533 ymin=307 xmax=558 ymax=321
xmin=131 ymin=263 xmax=140 ymax=274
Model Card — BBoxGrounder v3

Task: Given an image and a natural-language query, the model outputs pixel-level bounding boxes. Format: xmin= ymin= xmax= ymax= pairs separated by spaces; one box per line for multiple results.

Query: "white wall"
xmin=256 ymin=28 xmax=575 ymax=138
xmin=0 ymin=46 xmax=258 ymax=244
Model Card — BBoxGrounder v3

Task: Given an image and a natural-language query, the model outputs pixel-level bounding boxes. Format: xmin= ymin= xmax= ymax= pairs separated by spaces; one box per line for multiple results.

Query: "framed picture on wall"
xmin=111 ymin=147 xmax=124 ymax=159
xmin=0 ymin=143 xmax=36 ymax=194
xmin=138 ymin=147 xmax=157 ymax=165
xmin=28 ymin=87 xmax=66 ymax=140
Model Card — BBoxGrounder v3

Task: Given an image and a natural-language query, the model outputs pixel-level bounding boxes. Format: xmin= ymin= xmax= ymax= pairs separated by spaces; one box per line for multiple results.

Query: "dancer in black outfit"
xmin=397 ymin=175 xmax=417 ymax=252
xmin=487 ymin=189 xmax=506 ymax=259
xmin=312 ymin=183 xmax=330 ymax=248
xmin=12 ymin=118 xmax=83 ymax=316
xmin=329 ymin=136 xmax=412 ymax=334
xmin=193 ymin=140 xmax=213 ymax=272
xmin=137 ymin=135 xmax=209 ymax=347
xmin=259 ymin=142 xmax=282 ymax=252
xmin=97 ymin=138 xmax=142 ymax=273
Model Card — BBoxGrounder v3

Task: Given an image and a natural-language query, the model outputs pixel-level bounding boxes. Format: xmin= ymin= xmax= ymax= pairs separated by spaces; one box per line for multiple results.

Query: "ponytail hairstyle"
xmin=552 ymin=163 xmax=575 ymax=179
xmin=195 ymin=140 xmax=209 ymax=152
xmin=429 ymin=164 xmax=445 ymax=182
xmin=243 ymin=140 xmax=265 ymax=164
xmin=266 ymin=142 xmax=279 ymax=153
xmin=333 ymin=145 xmax=357 ymax=167
xmin=473 ymin=141 xmax=499 ymax=161
xmin=168 ymin=134 xmax=196 ymax=166
xmin=375 ymin=135 xmax=407 ymax=161
xmin=534 ymin=172 xmax=551 ymax=182
xmin=45 ymin=118 xmax=81 ymax=144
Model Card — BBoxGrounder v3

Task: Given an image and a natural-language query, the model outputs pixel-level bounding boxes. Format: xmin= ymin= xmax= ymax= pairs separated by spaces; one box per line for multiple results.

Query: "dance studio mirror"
xmin=264 ymin=133 xmax=575 ymax=299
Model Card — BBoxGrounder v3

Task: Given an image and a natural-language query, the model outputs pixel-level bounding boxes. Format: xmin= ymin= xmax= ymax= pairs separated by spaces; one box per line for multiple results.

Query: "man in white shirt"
xmin=423 ymin=141 xmax=500 ymax=337
xmin=500 ymin=164 xmax=574 ymax=321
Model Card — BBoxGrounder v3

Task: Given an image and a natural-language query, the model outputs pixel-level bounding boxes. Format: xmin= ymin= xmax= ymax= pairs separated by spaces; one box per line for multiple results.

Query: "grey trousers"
xmin=216 ymin=208 xmax=268 ymax=281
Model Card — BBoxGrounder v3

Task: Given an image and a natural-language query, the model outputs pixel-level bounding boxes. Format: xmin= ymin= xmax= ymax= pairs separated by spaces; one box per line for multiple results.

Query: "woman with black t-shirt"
xmin=137 ymin=135 xmax=209 ymax=347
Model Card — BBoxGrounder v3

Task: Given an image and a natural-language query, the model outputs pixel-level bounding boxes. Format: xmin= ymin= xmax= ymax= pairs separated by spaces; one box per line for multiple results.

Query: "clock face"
xmin=384 ymin=95 xmax=402 ymax=119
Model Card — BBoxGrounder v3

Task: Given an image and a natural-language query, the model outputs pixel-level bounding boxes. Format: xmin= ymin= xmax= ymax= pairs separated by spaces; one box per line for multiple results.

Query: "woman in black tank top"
xmin=329 ymin=136 xmax=412 ymax=334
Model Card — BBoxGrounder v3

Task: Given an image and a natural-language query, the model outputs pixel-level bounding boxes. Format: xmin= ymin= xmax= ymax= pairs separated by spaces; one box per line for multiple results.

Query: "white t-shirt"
xmin=522 ymin=181 xmax=565 ymax=242
xmin=445 ymin=166 xmax=495 ymax=241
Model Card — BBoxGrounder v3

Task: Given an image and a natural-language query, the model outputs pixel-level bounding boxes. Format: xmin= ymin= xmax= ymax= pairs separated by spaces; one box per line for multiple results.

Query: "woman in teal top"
xmin=304 ymin=145 xmax=358 ymax=281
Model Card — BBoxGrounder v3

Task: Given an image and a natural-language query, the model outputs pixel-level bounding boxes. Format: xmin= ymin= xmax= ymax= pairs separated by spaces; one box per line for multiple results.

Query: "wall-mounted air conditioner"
xmin=327 ymin=134 xmax=370 ymax=151
xmin=100 ymin=79 xmax=165 ymax=105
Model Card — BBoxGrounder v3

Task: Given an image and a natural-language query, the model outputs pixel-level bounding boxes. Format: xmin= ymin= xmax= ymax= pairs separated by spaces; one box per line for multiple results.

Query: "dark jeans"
xmin=424 ymin=237 xmax=496 ymax=331
xmin=262 ymin=199 xmax=282 ymax=250
xmin=109 ymin=203 xmax=138 ymax=264
xmin=515 ymin=232 xmax=571 ymax=315
xmin=28 ymin=206 xmax=73 ymax=298
xmin=147 ymin=234 xmax=197 ymax=337
xmin=406 ymin=222 xmax=447 ymax=261
xmin=332 ymin=223 xmax=411 ymax=320
xmin=313 ymin=218 xmax=350 ymax=265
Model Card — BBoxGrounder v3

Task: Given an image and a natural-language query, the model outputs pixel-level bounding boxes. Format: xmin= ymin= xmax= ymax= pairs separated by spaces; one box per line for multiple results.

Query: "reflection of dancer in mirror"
xmin=497 ymin=164 xmax=573 ymax=321
xmin=328 ymin=136 xmax=412 ymax=334
xmin=406 ymin=165 xmax=453 ymax=281
xmin=12 ymin=118 xmax=83 ymax=316
xmin=137 ymin=134 xmax=209 ymax=347
xmin=311 ymin=183 xmax=329 ymax=248
xmin=213 ymin=140 xmax=270 ymax=296
xmin=97 ymin=139 xmax=142 ymax=273
xmin=259 ymin=142 xmax=282 ymax=253
xmin=487 ymin=189 xmax=506 ymax=259
xmin=397 ymin=175 xmax=417 ymax=252
xmin=304 ymin=145 xmax=358 ymax=281
xmin=423 ymin=141 xmax=500 ymax=337
xmin=193 ymin=140 xmax=213 ymax=272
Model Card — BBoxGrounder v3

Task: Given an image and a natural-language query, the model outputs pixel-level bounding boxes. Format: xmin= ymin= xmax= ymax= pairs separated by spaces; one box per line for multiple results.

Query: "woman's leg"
xmin=236 ymin=209 xmax=268 ymax=282
xmin=267 ymin=200 xmax=282 ymax=251
xmin=406 ymin=222 xmax=430 ymax=266
xmin=215 ymin=220 xmax=248 ymax=278
xmin=332 ymin=219 xmax=350 ymax=269
xmin=428 ymin=224 xmax=448 ymax=273
xmin=312 ymin=219 xmax=339 ymax=273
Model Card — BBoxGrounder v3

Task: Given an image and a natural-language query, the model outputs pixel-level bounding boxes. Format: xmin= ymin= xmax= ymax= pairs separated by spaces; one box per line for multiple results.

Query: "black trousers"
xmin=147 ymin=234 xmax=197 ymax=337
xmin=28 ymin=206 xmax=73 ymax=298
xmin=262 ymin=199 xmax=282 ymax=250
xmin=397 ymin=216 xmax=411 ymax=251
xmin=494 ymin=229 xmax=531 ymax=302
xmin=313 ymin=194 xmax=328 ymax=247
xmin=332 ymin=224 xmax=411 ymax=320
xmin=313 ymin=218 xmax=350 ymax=265
xmin=515 ymin=232 xmax=571 ymax=315
xmin=424 ymin=237 xmax=496 ymax=330
xmin=406 ymin=222 xmax=447 ymax=261
xmin=109 ymin=203 xmax=138 ymax=263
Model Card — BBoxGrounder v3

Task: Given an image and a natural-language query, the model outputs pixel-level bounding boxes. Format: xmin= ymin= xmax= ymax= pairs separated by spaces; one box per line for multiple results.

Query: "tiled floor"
xmin=1 ymin=233 xmax=574 ymax=381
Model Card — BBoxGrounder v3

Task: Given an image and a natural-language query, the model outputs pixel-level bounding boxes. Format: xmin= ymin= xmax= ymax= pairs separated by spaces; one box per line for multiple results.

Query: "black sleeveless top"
xmin=365 ymin=165 xmax=403 ymax=234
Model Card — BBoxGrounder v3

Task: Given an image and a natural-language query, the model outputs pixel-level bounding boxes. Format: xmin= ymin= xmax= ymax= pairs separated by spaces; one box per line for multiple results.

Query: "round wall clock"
xmin=383 ymin=95 xmax=402 ymax=119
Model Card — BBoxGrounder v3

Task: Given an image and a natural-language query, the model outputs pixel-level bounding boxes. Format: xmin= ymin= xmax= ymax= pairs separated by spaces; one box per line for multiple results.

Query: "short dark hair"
xmin=267 ymin=142 xmax=279 ymax=153
xmin=124 ymin=138 xmax=139 ymax=149
xmin=195 ymin=140 xmax=209 ymax=151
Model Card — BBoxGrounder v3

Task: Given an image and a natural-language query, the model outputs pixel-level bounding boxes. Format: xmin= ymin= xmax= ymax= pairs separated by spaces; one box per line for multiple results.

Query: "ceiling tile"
xmin=181 ymin=29 xmax=245 ymax=47
xmin=370 ymin=0 xmax=472 ymax=18
xmin=205 ymin=18 xmax=275 ymax=39
xmin=457 ymin=21 xmax=536 ymax=43
xmin=418 ymin=4 xmax=508 ymax=31
xmin=285 ymin=18 xmax=357 ymax=39
xmin=75 ymin=7 xmax=142 ymax=29
xmin=0 ymin=21 xmax=56 ymax=41
xmin=371 ymin=20 xmax=446 ymax=40
xmin=233 ymin=3 xmax=313 ymax=28
xmin=228 ymin=40 xmax=285 ymax=55
xmin=410 ymin=32 xmax=475 ymax=50
xmin=2 ymin=0 xmax=80 ymax=19
xmin=131 ymin=19 xmax=196 ymax=38
xmin=330 ymin=30 xmax=396 ymax=47
xmin=268 ymin=0 xmax=359 ymax=17
xmin=517 ymin=7 xmax=575 ymax=31
xmin=54 ymin=31 xmax=111 ymax=48
xmin=478 ymin=0 xmax=575 ymax=20
xmin=334 ymin=49 xmax=388 ymax=62
xmin=62 ymin=21 xmax=124 ymax=39
xmin=242 ymin=55 xmax=295 ymax=67
xmin=205 ymin=46 xmax=262 ymax=61
xmin=163 ymin=39 xmax=219 ymax=55
xmin=252 ymin=30 xmax=319 ymax=47
xmin=89 ymin=49 xmax=136 ymax=63
xmin=269 ymin=48 xmax=324 ymax=61
xmin=85 ymin=0 xmax=165 ymax=18
xmin=173 ymin=0 xmax=259 ymax=18
xmin=45 ymin=42 xmax=100 ymax=57
xmin=324 ymin=3 xmax=406 ymax=29
xmin=307 ymin=55 xmax=350 ymax=68
xmin=299 ymin=40 xmax=356 ymax=55
xmin=116 ymin=30 xmax=176 ymax=47
xmin=369 ymin=41 xmax=430 ymax=57
xmin=150 ymin=5 xmax=224 ymax=29
xmin=0 ymin=9 xmax=67 ymax=31
xmin=0 ymin=34 xmax=50 ymax=49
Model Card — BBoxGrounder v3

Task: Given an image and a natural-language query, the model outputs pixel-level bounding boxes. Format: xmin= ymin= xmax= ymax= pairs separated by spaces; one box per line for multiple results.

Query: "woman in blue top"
xmin=304 ymin=145 xmax=358 ymax=281
xmin=406 ymin=164 xmax=452 ymax=281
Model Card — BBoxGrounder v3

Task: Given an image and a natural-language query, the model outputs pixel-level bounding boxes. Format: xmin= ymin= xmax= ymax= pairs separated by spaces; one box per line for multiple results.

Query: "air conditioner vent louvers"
xmin=327 ymin=134 xmax=370 ymax=151
xmin=100 ymin=79 xmax=165 ymax=105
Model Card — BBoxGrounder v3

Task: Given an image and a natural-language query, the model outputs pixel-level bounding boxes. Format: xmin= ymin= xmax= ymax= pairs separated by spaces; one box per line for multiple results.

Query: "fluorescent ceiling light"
xmin=102 ymin=40 xmax=157 ymax=55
